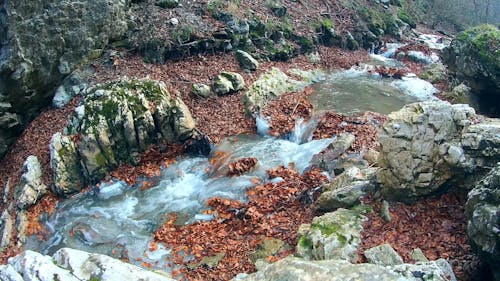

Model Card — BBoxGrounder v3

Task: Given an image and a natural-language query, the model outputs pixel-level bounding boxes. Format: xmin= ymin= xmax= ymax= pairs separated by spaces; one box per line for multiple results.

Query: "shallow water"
xmin=308 ymin=71 xmax=420 ymax=115
xmin=27 ymin=134 xmax=333 ymax=271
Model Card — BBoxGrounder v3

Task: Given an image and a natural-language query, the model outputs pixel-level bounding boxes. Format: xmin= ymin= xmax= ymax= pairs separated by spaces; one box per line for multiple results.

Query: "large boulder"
xmin=51 ymin=78 xmax=197 ymax=195
xmin=232 ymin=256 xmax=456 ymax=281
xmin=377 ymin=101 xmax=500 ymax=201
xmin=442 ymin=25 xmax=500 ymax=116
xmin=0 ymin=248 xmax=173 ymax=281
xmin=0 ymin=0 xmax=130 ymax=159
xmin=465 ymin=164 xmax=500 ymax=280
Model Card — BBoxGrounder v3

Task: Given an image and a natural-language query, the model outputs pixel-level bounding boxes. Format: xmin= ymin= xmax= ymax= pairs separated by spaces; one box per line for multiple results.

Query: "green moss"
xmin=397 ymin=9 xmax=416 ymax=28
xmin=298 ymin=236 xmax=313 ymax=249
xmin=456 ymin=24 xmax=500 ymax=71
xmin=94 ymin=152 xmax=108 ymax=167
xmin=312 ymin=222 xmax=341 ymax=236
xmin=351 ymin=204 xmax=374 ymax=214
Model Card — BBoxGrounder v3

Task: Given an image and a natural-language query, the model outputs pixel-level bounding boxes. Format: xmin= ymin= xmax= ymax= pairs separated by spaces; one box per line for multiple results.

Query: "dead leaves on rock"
xmin=227 ymin=157 xmax=258 ymax=176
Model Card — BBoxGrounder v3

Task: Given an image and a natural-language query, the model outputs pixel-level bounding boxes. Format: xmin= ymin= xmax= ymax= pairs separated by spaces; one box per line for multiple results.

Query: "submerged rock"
xmin=0 ymin=248 xmax=173 ymax=281
xmin=465 ymin=164 xmax=500 ymax=280
xmin=377 ymin=100 xmax=500 ymax=201
xmin=16 ymin=156 xmax=48 ymax=209
xmin=51 ymin=78 xmax=198 ymax=195
xmin=232 ymin=256 xmax=456 ymax=281
xmin=0 ymin=0 xmax=130 ymax=159
xmin=296 ymin=208 xmax=367 ymax=262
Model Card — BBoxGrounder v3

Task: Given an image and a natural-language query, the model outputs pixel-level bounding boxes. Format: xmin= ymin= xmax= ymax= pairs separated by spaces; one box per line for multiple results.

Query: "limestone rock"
xmin=51 ymin=78 xmax=198 ymax=195
xmin=192 ymin=83 xmax=211 ymax=98
xmin=364 ymin=244 xmax=404 ymax=266
xmin=0 ymin=249 xmax=173 ymax=281
xmin=235 ymin=50 xmax=259 ymax=71
xmin=465 ymin=164 xmax=500 ymax=280
xmin=232 ymin=256 xmax=456 ymax=281
xmin=308 ymin=133 xmax=356 ymax=175
xmin=376 ymin=101 xmax=500 ymax=201
xmin=420 ymin=63 xmax=446 ymax=83
xmin=445 ymin=83 xmax=474 ymax=105
xmin=316 ymin=167 xmax=376 ymax=212
xmin=0 ymin=0 xmax=130 ymax=159
xmin=441 ymin=25 xmax=500 ymax=116
xmin=249 ymin=237 xmax=291 ymax=263
xmin=213 ymin=72 xmax=245 ymax=95
xmin=296 ymin=208 xmax=367 ymax=262
xmin=50 ymin=133 xmax=84 ymax=196
xmin=243 ymin=68 xmax=305 ymax=113
xmin=16 ymin=156 xmax=48 ymax=209
xmin=0 ymin=210 xmax=14 ymax=251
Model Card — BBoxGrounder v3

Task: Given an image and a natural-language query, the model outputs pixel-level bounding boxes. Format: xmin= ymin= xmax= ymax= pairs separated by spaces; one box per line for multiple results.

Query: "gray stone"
xmin=296 ymin=208 xmax=367 ymax=262
xmin=0 ymin=0 xmax=130 ymax=159
xmin=309 ymin=133 xmax=356 ymax=175
xmin=0 ymin=248 xmax=173 ymax=281
xmin=407 ymin=51 xmax=436 ymax=64
xmin=235 ymin=50 xmax=259 ymax=71
xmin=0 ymin=210 xmax=14 ymax=251
xmin=465 ymin=164 xmax=500 ymax=280
xmin=192 ymin=83 xmax=211 ymax=98
xmin=420 ymin=63 xmax=446 ymax=83
xmin=249 ymin=237 xmax=291 ymax=263
xmin=410 ymin=248 xmax=429 ymax=262
xmin=52 ymin=78 xmax=198 ymax=195
xmin=243 ymin=68 xmax=306 ymax=113
xmin=50 ymin=133 xmax=84 ymax=196
xmin=443 ymin=83 xmax=474 ymax=106
xmin=381 ymin=200 xmax=392 ymax=222
xmin=364 ymin=244 xmax=404 ymax=266
xmin=16 ymin=156 xmax=48 ymax=209
xmin=213 ymin=72 xmax=245 ymax=96
xmin=377 ymin=101 xmax=500 ymax=201
xmin=232 ymin=256 xmax=456 ymax=281
xmin=316 ymin=167 xmax=376 ymax=212
xmin=52 ymin=68 xmax=91 ymax=108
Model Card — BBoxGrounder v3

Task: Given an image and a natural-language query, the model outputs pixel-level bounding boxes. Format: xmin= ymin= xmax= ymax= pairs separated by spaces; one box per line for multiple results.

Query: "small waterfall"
xmin=289 ymin=118 xmax=317 ymax=144
xmin=255 ymin=115 xmax=270 ymax=136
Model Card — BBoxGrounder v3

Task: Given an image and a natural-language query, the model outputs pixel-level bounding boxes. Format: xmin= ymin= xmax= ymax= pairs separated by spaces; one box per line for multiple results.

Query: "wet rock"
xmin=232 ymin=256 xmax=455 ymax=281
xmin=243 ymin=68 xmax=306 ymax=113
xmin=192 ymin=83 xmax=211 ymax=98
xmin=309 ymin=133 xmax=355 ymax=175
xmin=465 ymin=164 xmax=500 ymax=280
xmin=0 ymin=248 xmax=173 ymax=281
xmin=51 ymin=78 xmax=197 ymax=195
xmin=97 ymin=181 xmax=127 ymax=200
xmin=364 ymin=244 xmax=404 ymax=266
xmin=235 ymin=50 xmax=259 ymax=71
xmin=183 ymin=131 xmax=213 ymax=156
xmin=377 ymin=101 xmax=500 ymax=201
xmin=296 ymin=208 xmax=367 ymax=262
xmin=213 ymin=72 xmax=245 ymax=95
xmin=0 ymin=0 xmax=130 ymax=159
xmin=16 ymin=156 xmax=48 ymax=209
xmin=407 ymin=51 xmax=437 ymax=65
xmin=442 ymin=25 xmax=500 ymax=116
xmin=316 ymin=167 xmax=376 ymax=212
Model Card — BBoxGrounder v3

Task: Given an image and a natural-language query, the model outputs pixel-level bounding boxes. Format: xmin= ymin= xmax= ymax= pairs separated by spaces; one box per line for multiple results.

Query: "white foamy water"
xmin=391 ymin=74 xmax=439 ymax=101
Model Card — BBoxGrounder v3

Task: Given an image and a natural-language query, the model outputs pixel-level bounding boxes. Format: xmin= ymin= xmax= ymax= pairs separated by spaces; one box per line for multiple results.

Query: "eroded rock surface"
xmin=0 ymin=248 xmax=173 ymax=281
xmin=16 ymin=156 xmax=48 ymax=209
xmin=51 ymin=78 xmax=197 ymax=195
xmin=0 ymin=0 xmax=130 ymax=158
xmin=465 ymin=164 xmax=500 ymax=280
xmin=377 ymin=101 xmax=500 ymax=201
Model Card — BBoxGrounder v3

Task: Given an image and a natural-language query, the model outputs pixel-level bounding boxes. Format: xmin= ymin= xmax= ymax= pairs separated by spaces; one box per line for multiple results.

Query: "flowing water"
xmin=26 ymin=35 xmax=444 ymax=274
xmin=27 ymin=134 xmax=334 ymax=271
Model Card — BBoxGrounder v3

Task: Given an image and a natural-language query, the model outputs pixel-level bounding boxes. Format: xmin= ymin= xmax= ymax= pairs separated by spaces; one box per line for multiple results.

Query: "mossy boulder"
xmin=296 ymin=208 xmax=368 ymax=262
xmin=213 ymin=72 xmax=245 ymax=96
xmin=442 ymin=24 xmax=500 ymax=116
xmin=51 ymin=78 xmax=197 ymax=195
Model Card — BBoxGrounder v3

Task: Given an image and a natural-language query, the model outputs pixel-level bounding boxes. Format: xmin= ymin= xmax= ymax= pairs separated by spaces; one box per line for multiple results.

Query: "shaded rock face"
xmin=51 ymin=78 xmax=197 ymax=195
xmin=232 ymin=256 xmax=456 ymax=281
xmin=377 ymin=101 xmax=500 ymax=201
xmin=0 ymin=0 xmax=130 ymax=159
xmin=442 ymin=25 xmax=500 ymax=117
xmin=465 ymin=164 xmax=500 ymax=280
xmin=0 ymin=248 xmax=173 ymax=281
